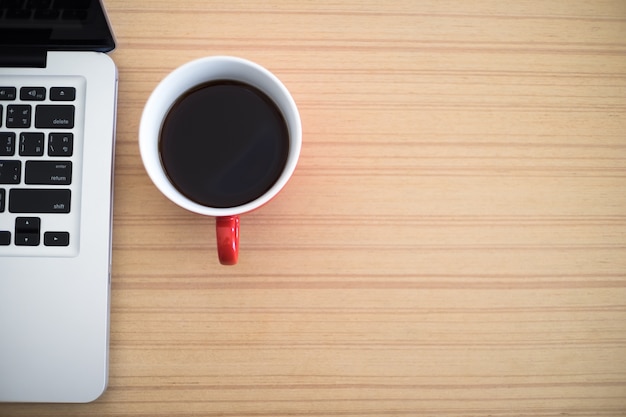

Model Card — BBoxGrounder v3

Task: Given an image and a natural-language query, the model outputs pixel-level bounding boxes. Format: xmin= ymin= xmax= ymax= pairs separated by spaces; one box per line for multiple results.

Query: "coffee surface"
xmin=159 ymin=81 xmax=289 ymax=208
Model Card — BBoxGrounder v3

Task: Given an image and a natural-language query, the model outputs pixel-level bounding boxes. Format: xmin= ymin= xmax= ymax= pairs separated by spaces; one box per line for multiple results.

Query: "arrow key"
xmin=15 ymin=217 xmax=40 ymax=246
xmin=15 ymin=232 xmax=39 ymax=246
xmin=44 ymin=232 xmax=70 ymax=246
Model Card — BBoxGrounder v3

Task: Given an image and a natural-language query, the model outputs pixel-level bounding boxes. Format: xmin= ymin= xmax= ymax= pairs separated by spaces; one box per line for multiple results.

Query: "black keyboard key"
xmin=0 ymin=105 xmax=2 ymax=127
xmin=33 ymin=8 xmax=60 ymax=19
xmin=6 ymin=105 xmax=31 ymax=128
xmin=62 ymin=9 xmax=88 ymax=20
xmin=15 ymin=217 xmax=40 ymax=231
xmin=2 ymin=0 xmax=25 ymax=8
xmin=0 ymin=132 xmax=16 ymax=156
xmin=0 ymin=231 xmax=10 ymax=245
xmin=27 ymin=0 xmax=53 ymax=7
xmin=0 ymin=87 xmax=17 ymax=101
xmin=0 ymin=188 xmax=5 ymax=212
xmin=48 ymin=133 xmax=73 ymax=156
xmin=15 ymin=217 xmax=40 ymax=246
xmin=20 ymin=87 xmax=46 ymax=101
xmin=50 ymin=87 xmax=76 ymax=101
xmin=44 ymin=231 xmax=70 ymax=246
xmin=19 ymin=132 xmax=44 ymax=156
xmin=6 ymin=8 xmax=31 ymax=19
xmin=34 ymin=105 xmax=74 ymax=129
xmin=56 ymin=0 xmax=91 ymax=8
xmin=9 ymin=189 xmax=71 ymax=213
xmin=0 ymin=160 xmax=20 ymax=184
xmin=25 ymin=161 xmax=72 ymax=185
xmin=54 ymin=0 xmax=92 ymax=9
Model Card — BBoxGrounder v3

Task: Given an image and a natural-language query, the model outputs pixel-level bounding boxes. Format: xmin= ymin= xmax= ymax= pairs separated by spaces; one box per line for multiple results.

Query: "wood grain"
xmin=2 ymin=1 xmax=626 ymax=415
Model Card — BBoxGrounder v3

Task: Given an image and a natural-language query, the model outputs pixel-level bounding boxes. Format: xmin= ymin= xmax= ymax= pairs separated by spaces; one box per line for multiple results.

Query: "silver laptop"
xmin=0 ymin=0 xmax=117 ymax=403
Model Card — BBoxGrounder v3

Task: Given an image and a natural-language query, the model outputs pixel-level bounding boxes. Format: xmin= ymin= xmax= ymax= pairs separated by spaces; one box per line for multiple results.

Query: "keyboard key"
xmin=20 ymin=87 xmax=46 ymax=101
xmin=6 ymin=105 xmax=31 ymax=128
xmin=0 ymin=188 xmax=4 ymax=212
xmin=48 ymin=133 xmax=73 ymax=156
xmin=56 ymin=0 xmax=91 ymax=8
xmin=6 ymin=9 xmax=32 ymax=19
xmin=30 ymin=0 xmax=58 ymax=18
xmin=9 ymin=189 xmax=71 ymax=213
xmin=0 ymin=132 xmax=16 ymax=156
xmin=33 ymin=8 xmax=60 ymax=19
xmin=50 ymin=87 xmax=76 ymax=101
xmin=44 ymin=231 xmax=70 ymax=246
xmin=19 ymin=132 xmax=45 ymax=156
xmin=34 ymin=105 xmax=74 ymax=129
xmin=15 ymin=217 xmax=41 ymax=246
xmin=15 ymin=217 xmax=40 ymax=230
xmin=27 ymin=0 xmax=54 ymax=8
xmin=2 ymin=0 xmax=25 ymax=8
xmin=25 ymin=161 xmax=72 ymax=185
xmin=62 ymin=9 xmax=88 ymax=20
xmin=0 ymin=87 xmax=17 ymax=101
xmin=0 ymin=231 xmax=10 ymax=245
xmin=0 ymin=160 xmax=21 ymax=184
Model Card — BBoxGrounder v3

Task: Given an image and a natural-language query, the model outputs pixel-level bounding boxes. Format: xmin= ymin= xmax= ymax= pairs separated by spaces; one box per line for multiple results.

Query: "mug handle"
xmin=216 ymin=216 xmax=240 ymax=265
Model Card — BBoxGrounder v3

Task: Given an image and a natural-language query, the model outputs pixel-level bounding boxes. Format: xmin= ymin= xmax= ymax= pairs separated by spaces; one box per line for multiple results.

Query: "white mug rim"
xmin=139 ymin=56 xmax=302 ymax=217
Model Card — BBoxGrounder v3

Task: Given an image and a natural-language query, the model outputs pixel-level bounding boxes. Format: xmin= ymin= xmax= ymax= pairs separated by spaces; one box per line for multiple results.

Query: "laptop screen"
xmin=0 ymin=0 xmax=115 ymax=52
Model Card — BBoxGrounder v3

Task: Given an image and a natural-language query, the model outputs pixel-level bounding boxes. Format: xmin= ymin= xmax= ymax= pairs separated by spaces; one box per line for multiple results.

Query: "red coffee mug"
xmin=139 ymin=56 xmax=302 ymax=265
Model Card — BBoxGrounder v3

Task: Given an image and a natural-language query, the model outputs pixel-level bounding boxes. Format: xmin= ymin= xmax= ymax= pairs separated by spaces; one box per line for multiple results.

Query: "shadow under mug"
xmin=139 ymin=56 xmax=302 ymax=265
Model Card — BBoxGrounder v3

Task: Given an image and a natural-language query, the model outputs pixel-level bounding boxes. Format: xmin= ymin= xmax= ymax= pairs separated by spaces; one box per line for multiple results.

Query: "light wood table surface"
xmin=3 ymin=1 xmax=626 ymax=416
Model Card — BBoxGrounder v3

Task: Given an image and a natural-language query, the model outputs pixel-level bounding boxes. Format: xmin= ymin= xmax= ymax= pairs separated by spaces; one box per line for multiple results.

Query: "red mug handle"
xmin=216 ymin=216 xmax=240 ymax=265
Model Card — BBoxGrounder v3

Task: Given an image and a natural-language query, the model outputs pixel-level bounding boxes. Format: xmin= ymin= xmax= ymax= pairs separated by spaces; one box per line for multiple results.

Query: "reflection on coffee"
xmin=159 ymin=81 xmax=289 ymax=208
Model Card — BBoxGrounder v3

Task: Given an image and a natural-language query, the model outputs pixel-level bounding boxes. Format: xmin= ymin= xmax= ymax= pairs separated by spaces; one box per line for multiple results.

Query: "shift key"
xmin=35 ymin=105 xmax=75 ymax=129
xmin=9 ymin=189 xmax=71 ymax=213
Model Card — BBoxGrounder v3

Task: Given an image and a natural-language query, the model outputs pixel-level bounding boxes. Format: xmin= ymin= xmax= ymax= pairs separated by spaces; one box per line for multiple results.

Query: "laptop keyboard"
xmin=0 ymin=0 xmax=90 ymax=21
xmin=0 ymin=76 xmax=84 ymax=257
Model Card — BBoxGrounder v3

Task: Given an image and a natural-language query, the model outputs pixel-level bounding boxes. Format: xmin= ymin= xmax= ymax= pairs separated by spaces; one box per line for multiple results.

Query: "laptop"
xmin=0 ymin=0 xmax=117 ymax=403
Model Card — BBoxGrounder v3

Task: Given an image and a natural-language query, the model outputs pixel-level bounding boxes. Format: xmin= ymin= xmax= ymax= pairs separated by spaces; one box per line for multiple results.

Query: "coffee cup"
xmin=139 ymin=56 xmax=302 ymax=265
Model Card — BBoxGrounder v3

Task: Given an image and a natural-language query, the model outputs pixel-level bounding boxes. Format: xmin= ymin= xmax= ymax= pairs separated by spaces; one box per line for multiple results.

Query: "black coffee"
xmin=159 ymin=81 xmax=289 ymax=208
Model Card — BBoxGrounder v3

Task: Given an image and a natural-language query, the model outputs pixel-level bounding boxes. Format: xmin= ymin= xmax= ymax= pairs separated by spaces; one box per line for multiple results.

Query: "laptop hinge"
xmin=0 ymin=47 xmax=47 ymax=68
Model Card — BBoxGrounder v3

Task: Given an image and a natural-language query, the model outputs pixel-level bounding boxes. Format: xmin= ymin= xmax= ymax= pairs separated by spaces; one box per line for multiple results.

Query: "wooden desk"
xmin=3 ymin=1 xmax=626 ymax=415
